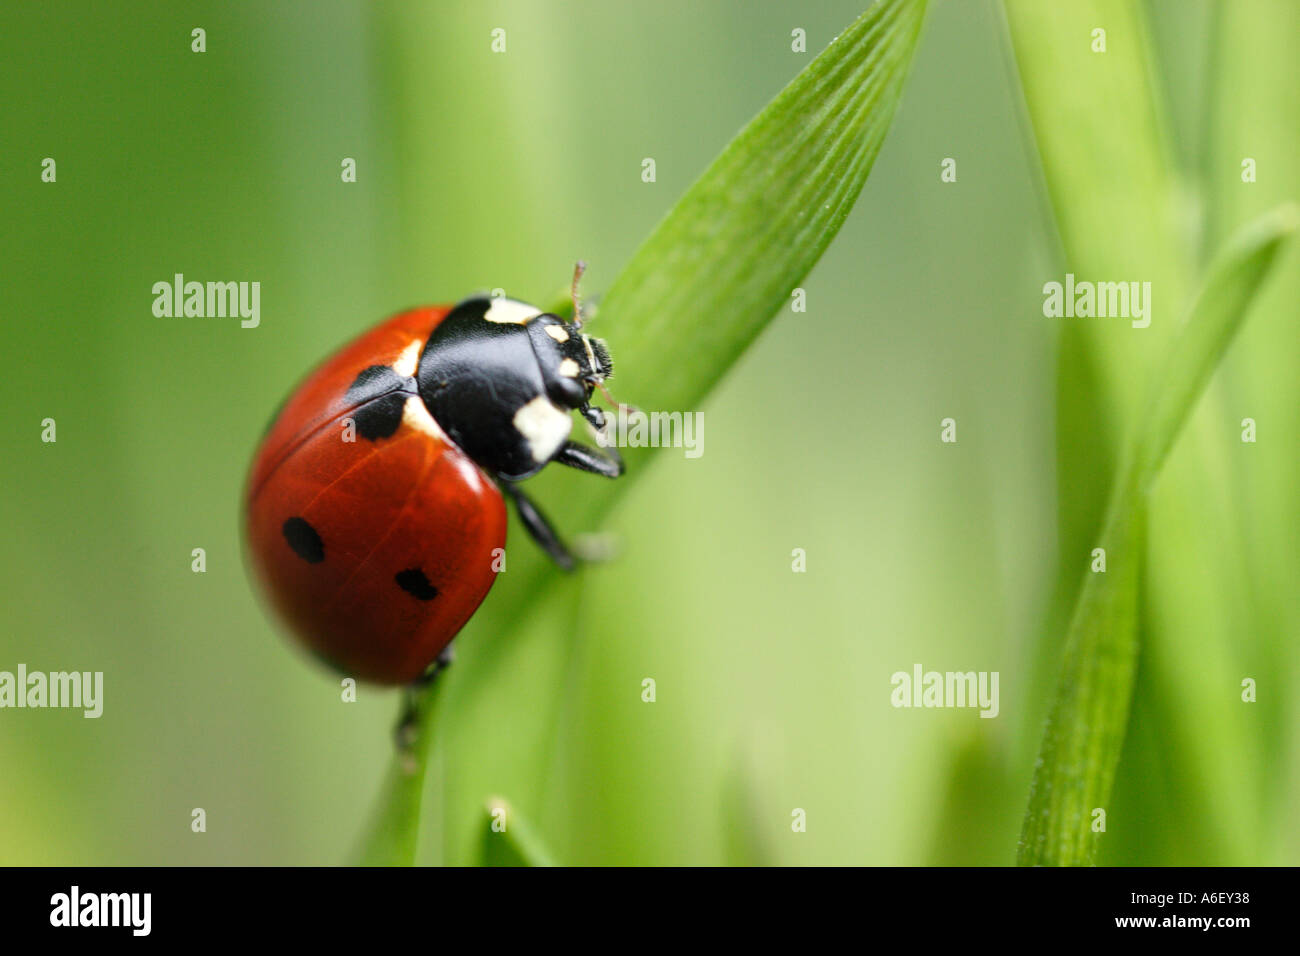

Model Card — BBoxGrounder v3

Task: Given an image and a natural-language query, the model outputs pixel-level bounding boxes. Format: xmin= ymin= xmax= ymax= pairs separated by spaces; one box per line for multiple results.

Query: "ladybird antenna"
xmin=596 ymin=380 xmax=638 ymax=416
xmin=570 ymin=260 xmax=587 ymax=329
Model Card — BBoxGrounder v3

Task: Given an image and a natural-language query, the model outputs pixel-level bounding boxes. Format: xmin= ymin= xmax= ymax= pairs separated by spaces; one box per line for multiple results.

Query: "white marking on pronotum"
xmin=558 ymin=358 xmax=580 ymax=378
xmin=513 ymin=396 xmax=572 ymax=462
xmin=545 ymin=324 xmax=569 ymax=343
xmin=392 ymin=339 xmax=423 ymax=377
xmin=483 ymin=297 xmax=542 ymax=325
xmin=402 ymin=395 xmax=449 ymax=441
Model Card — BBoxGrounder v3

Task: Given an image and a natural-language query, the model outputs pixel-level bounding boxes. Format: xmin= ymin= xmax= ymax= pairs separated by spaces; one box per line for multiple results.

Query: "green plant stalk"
xmin=999 ymin=0 xmax=1191 ymax=767
xmin=1134 ymin=211 xmax=1298 ymax=479
xmin=1018 ymin=206 xmax=1296 ymax=866
xmin=1203 ymin=0 xmax=1300 ymax=863
xmin=354 ymin=677 xmax=449 ymax=866
xmin=480 ymin=797 xmax=559 ymax=867
xmin=358 ymin=0 xmax=930 ymax=865
xmin=597 ymin=0 xmax=930 ymax=416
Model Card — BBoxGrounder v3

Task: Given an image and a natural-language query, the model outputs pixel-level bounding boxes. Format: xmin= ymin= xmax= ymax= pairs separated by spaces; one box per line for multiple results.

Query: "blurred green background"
xmin=1 ymin=0 xmax=1295 ymax=865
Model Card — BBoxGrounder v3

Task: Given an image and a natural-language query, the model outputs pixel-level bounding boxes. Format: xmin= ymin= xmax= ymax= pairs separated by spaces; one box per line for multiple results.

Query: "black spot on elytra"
xmin=395 ymin=568 xmax=439 ymax=601
xmin=282 ymin=517 xmax=324 ymax=563
xmin=346 ymin=365 xmax=414 ymax=440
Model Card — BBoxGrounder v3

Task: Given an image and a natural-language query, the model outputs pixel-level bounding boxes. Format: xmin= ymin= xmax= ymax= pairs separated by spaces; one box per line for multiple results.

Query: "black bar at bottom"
xmin=0 ymin=866 xmax=1273 ymax=941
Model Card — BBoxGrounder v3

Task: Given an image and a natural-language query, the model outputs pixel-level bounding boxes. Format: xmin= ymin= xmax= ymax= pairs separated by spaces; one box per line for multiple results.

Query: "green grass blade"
xmin=599 ymin=0 xmax=929 ymax=418
xmin=355 ymin=763 xmax=425 ymax=867
xmin=359 ymin=0 xmax=930 ymax=865
xmin=998 ymin=1 xmax=1191 ymax=769
xmin=480 ymin=797 xmax=559 ymax=867
xmin=354 ymin=679 xmax=449 ymax=866
xmin=1135 ymin=207 xmax=1298 ymax=482
xmin=1002 ymin=0 xmax=1190 ymax=544
xmin=1200 ymin=0 xmax=1300 ymax=863
xmin=1018 ymin=206 xmax=1296 ymax=866
xmin=1017 ymin=489 xmax=1145 ymax=867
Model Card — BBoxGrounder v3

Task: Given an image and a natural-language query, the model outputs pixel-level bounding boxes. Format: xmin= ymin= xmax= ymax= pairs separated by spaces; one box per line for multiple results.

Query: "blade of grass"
xmin=360 ymin=0 xmax=930 ymax=864
xmin=1017 ymin=206 xmax=1296 ymax=866
xmin=480 ymin=797 xmax=559 ymax=867
xmin=1134 ymin=209 xmax=1297 ymax=479
xmin=1202 ymin=0 xmax=1300 ymax=863
xmin=597 ymin=0 xmax=930 ymax=418
xmin=354 ymin=676 xmax=450 ymax=866
xmin=999 ymin=0 xmax=1191 ymax=764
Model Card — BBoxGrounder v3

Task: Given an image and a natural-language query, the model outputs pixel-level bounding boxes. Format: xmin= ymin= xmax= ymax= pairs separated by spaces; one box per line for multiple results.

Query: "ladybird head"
xmin=527 ymin=316 xmax=614 ymax=411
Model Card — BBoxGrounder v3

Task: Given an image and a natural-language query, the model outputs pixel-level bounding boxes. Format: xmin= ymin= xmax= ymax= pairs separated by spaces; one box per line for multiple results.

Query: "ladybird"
xmin=245 ymin=264 xmax=621 ymax=684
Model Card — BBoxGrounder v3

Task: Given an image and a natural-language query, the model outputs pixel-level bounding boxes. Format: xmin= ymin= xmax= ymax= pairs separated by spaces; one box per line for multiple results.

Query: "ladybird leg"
xmin=394 ymin=645 xmax=454 ymax=759
xmin=580 ymin=404 xmax=605 ymax=432
xmin=555 ymin=440 xmax=624 ymax=478
xmin=501 ymin=481 xmax=576 ymax=572
xmin=416 ymin=643 xmax=455 ymax=685
xmin=578 ymin=403 xmax=625 ymax=474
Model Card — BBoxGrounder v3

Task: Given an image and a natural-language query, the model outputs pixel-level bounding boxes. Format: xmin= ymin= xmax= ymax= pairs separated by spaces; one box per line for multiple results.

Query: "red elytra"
xmin=244 ymin=307 xmax=507 ymax=685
